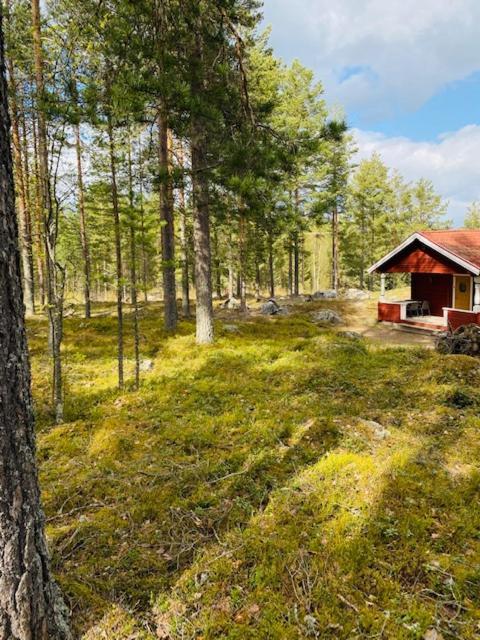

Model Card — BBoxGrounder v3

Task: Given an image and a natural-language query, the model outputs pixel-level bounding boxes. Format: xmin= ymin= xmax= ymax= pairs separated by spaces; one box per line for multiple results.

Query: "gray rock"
xmin=359 ymin=419 xmax=391 ymax=440
xmin=311 ymin=309 xmax=343 ymax=325
xmin=276 ymin=307 xmax=290 ymax=315
xmin=262 ymin=300 xmax=281 ymax=315
xmin=338 ymin=331 xmax=363 ymax=340
xmin=342 ymin=288 xmax=370 ymax=301
xmin=227 ymin=297 xmax=241 ymax=310
xmin=139 ymin=359 xmax=154 ymax=372
xmin=312 ymin=289 xmax=337 ymax=300
xmin=224 ymin=324 xmax=240 ymax=333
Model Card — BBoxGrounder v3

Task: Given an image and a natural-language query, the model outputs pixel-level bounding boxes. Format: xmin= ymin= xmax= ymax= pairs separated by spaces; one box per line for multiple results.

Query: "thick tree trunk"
xmin=177 ymin=144 xmax=190 ymax=317
xmin=75 ymin=121 xmax=91 ymax=318
xmin=107 ymin=114 xmax=124 ymax=389
xmin=0 ymin=14 xmax=72 ymax=638
xmin=331 ymin=203 xmax=339 ymax=291
xmin=158 ymin=110 xmax=177 ymax=331
xmin=190 ymin=28 xmax=214 ymax=344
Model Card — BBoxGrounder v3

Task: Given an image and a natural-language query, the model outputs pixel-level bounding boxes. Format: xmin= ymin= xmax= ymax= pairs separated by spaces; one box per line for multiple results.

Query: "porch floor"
xmin=406 ymin=315 xmax=446 ymax=326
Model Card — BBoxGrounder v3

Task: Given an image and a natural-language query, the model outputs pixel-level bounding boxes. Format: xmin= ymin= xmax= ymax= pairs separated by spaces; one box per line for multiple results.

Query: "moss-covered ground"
xmin=29 ymin=300 xmax=480 ymax=639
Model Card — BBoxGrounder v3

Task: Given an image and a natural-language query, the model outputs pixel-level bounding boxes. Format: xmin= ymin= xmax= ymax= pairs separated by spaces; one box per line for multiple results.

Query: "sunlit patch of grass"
xmin=28 ymin=302 xmax=480 ymax=638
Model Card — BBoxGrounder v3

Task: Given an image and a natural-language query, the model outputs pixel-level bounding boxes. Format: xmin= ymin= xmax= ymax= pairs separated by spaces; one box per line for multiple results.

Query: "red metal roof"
xmin=419 ymin=230 xmax=480 ymax=270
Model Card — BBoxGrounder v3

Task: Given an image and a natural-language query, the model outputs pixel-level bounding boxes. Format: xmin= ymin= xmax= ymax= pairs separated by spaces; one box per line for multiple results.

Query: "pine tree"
xmin=0 ymin=10 xmax=72 ymax=636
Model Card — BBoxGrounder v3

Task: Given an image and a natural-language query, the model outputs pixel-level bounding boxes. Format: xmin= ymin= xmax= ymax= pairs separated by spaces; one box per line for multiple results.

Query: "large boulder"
xmin=220 ymin=297 xmax=241 ymax=310
xmin=312 ymin=289 xmax=337 ymax=300
xmin=261 ymin=299 xmax=281 ymax=315
xmin=310 ymin=309 xmax=343 ymax=325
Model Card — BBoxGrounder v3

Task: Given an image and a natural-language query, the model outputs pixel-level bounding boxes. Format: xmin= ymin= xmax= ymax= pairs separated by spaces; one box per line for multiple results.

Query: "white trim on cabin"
xmin=367 ymin=232 xmax=480 ymax=276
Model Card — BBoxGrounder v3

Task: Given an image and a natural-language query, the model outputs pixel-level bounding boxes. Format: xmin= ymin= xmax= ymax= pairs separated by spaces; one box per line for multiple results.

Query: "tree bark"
xmin=4 ymin=10 xmax=35 ymax=315
xmin=288 ymin=240 xmax=293 ymax=295
xmin=74 ymin=120 xmax=91 ymax=318
xmin=31 ymin=113 xmax=45 ymax=308
xmin=158 ymin=110 xmax=177 ymax=331
xmin=268 ymin=230 xmax=275 ymax=298
xmin=138 ymin=144 xmax=149 ymax=303
xmin=106 ymin=114 xmax=124 ymax=389
xmin=127 ymin=140 xmax=140 ymax=389
xmin=212 ymin=224 xmax=222 ymax=299
xmin=331 ymin=203 xmax=339 ymax=291
xmin=190 ymin=26 xmax=214 ymax=344
xmin=31 ymin=0 xmax=63 ymax=423
xmin=20 ymin=103 xmax=36 ymax=309
xmin=0 ymin=13 xmax=72 ymax=638
xmin=177 ymin=143 xmax=190 ymax=317
xmin=238 ymin=211 xmax=247 ymax=311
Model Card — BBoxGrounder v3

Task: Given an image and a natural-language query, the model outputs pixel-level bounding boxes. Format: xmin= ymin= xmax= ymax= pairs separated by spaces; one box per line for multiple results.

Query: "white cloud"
xmin=263 ymin=0 xmax=480 ymax=121
xmin=353 ymin=125 xmax=480 ymax=225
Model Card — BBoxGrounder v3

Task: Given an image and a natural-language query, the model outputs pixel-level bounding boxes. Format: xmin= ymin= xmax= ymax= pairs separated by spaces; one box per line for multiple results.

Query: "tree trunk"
xmin=31 ymin=113 xmax=45 ymax=308
xmin=0 ymin=13 xmax=72 ymax=638
xmin=75 ymin=120 xmax=91 ymax=318
xmin=288 ymin=241 xmax=293 ymax=295
xmin=127 ymin=140 xmax=140 ymax=389
xmin=138 ymin=144 xmax=149 ymax=303
xmin=331 ymin=203 xmax=339 ymax=291
xmin=212 ymin=224 xmax=222 ymax=299
xmin=20 ymin=102 xmax=36 ymax=309
xmin=268 ymin=230 xmax=275 ymax=298
xmin=293 ymin=232 xmax=300 ymax=296
xmin=32 ymin=0 xmax=63 ymax=423
xmin=107 ymin=114 xmax=124 ymax=389
xmin=293 ymin=188 xmax=300 ymax=296
xmin=158 ymin=110 xmax=177 ymax=331
xmin=5 ymin=15 xmax=35 ymax=315
xmin=227 ymin=234 xmax=235 ymax=299
xmin=177 ymin=143 xmax=190 ymax=317
xmin=190 ymin=27 xmax=214 ymax=345
xmin=239 ymin=211 xmax=247 ymax=312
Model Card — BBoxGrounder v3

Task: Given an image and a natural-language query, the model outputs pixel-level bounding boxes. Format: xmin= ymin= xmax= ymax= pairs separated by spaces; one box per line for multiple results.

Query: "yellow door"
xmin=454 ymin=276 xmax=472 ymax=310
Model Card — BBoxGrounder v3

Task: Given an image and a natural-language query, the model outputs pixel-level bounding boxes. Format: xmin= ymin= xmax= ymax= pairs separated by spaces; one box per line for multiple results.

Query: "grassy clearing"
xmin=29 ymin=300 xmax=480 ymax=639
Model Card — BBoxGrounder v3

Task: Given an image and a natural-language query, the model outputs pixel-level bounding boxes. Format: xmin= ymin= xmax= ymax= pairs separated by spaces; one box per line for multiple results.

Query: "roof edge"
xmin=367 ymin=232 xmax=480 ymax=276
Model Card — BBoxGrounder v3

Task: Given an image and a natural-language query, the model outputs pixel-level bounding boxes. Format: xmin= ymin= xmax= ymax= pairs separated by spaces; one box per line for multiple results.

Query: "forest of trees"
xmin=2 ymin=2 xmax=480 ymax=638
xmin=2 ymin=0 xmax=452 ymax=419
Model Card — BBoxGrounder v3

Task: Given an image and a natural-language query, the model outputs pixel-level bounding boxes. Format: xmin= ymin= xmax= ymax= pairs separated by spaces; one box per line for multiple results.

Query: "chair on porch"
xmin=421 ymin=301 xmax=431 ymax=316
xmin=407 ymin=301 xmax=422 ymax=317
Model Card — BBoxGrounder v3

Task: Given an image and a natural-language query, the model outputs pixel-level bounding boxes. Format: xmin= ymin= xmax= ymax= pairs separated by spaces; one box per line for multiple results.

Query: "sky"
xmin=262 ymin=0 xmax=480 ymax=226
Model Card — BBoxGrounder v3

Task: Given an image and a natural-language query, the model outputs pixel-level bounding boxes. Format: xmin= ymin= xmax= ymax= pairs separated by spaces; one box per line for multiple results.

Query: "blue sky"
xmin=262 ymin=0 xmax=480 ymax=225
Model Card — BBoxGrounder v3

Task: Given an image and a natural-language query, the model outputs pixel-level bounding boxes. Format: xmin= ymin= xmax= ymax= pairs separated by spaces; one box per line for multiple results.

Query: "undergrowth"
xmin=28 ymin=301 xmax=480 ymax=639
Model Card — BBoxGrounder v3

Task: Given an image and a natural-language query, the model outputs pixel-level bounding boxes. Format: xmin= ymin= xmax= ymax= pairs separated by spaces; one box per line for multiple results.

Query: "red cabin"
xmin=369 ymin=230 xmax=480 ymax=331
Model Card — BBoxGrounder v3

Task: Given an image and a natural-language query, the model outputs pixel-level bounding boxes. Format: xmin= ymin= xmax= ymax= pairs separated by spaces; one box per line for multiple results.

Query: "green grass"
xmin=28 ymin=301 xmax=480 ymax=639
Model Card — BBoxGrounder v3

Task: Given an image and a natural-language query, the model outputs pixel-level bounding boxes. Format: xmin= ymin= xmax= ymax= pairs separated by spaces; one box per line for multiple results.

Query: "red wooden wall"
xmin=447 ymin=310 xmax=480 ymax=331
xmin=411 ymin=273 xmax=453 ymax=316
xmin=378 ymin=302 xmax=401 ymax=323
xmin=380 ymin=243 xmax=469 ymax=274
